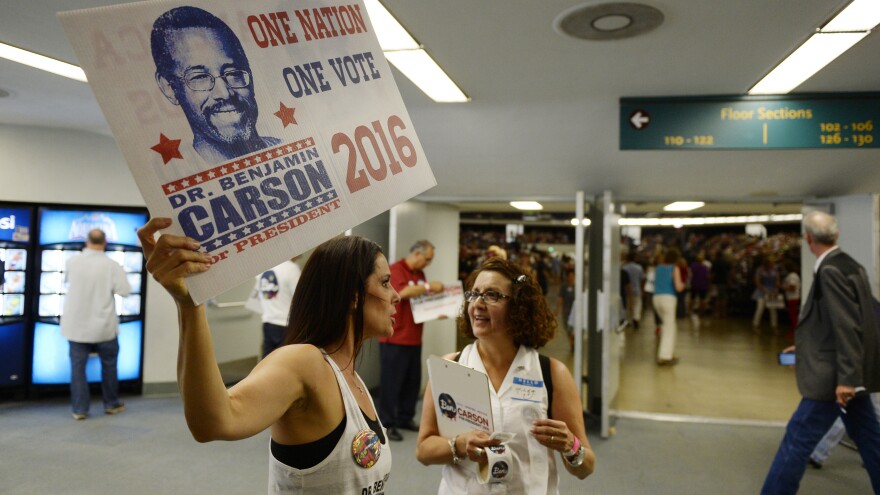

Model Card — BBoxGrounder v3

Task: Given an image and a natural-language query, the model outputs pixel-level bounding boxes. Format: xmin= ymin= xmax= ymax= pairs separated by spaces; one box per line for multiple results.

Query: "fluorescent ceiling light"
xmin=619 ymin=213 xmax=802 ymax=227
xmin=2 ymin=1 xmax=466 ymax=103
xmin=748 ymin=0 xmax=880 ymax=95
xmin=822 ymin=0 xmax=880 ymax=32
xmin=384 ymin=49 xmax=469 ymax=102
xmin=663 ymin=201 xmax=705 ymax=212
xmin=510 ymin=201 xmax=543 ymax=211
xmin=363 ymin=0 xmax=419 ymax=50
xmin=0 ymin=42 xmax=87 ymax=82
xmin=748 ymin=32 xmax=867 ymax=94
xmin=364 ymin=0 xmax=468 ymax=103
xmin=566 ymin=213 xmax=803 ymax=227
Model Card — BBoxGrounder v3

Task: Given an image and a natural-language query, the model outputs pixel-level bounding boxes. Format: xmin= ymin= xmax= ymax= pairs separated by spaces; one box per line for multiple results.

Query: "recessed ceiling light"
xmin=510 ymin=201 xmax=543 ymax=211
xmin=593 ymin=14 xmax=633 ymax=32
xmin=663 ymin=201 xmax=705 ymax=212
xmin=554 ymin=2 xmax=663 ymax=41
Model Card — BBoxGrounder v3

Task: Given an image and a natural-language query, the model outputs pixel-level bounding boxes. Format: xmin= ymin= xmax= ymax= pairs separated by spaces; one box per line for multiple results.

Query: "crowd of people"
xmin=623 ymin=229 xmax=802 ymax=325
xmin=132 ymin=218 xmax=595 ymax=494
xmin=459 ymin=227 xmax=573 ymax=287
xmin=62 ymin=213 xmax=880 ymax=494
xmin=456 ymin=225 xmax=814 ymax=372
xmin=460 ymin=224 xmax=805 ymax=336
xmin=56 ymin=211 xmax=879 ymax=494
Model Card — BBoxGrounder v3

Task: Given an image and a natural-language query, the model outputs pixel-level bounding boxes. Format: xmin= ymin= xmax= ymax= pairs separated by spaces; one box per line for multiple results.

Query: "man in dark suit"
xmin=761 ymin=211 xmax=880 ymax=494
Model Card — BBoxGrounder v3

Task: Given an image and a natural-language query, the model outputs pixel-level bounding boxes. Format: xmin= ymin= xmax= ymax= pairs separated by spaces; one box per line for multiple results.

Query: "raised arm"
xmin=138 ymin=218 xmax=310 ymax=442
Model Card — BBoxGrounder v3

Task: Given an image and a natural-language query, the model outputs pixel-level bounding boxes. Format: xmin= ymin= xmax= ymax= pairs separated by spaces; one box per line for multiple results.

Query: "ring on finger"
xmin=550 ymin=435 xmax=554 ymax=443
xmin=474 ymin=447 xmax=484 ymax=457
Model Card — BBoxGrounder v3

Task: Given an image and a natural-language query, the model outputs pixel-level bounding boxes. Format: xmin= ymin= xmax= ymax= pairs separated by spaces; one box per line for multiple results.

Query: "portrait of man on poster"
xmin=151 ymin=6 xmax=280 ymax=164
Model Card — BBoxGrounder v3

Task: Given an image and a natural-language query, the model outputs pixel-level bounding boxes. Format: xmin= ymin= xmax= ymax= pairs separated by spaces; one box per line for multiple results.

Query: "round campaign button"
xmin=491 ymin=460 xmax=510 ymax=480
xmin=351 ymin=429 xmax=381 ymax=468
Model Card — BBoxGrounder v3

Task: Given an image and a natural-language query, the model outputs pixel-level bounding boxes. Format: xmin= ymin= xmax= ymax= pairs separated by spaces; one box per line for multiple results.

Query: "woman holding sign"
xmin=415 ymin=257 xmax=594 ymax=493
xmin=138 ymin=218 xmax=397 ymax=493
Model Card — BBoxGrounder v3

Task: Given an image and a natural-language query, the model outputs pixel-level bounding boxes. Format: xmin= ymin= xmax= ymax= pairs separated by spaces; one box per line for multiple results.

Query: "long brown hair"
xmin=284 ymin=235 xmax=382 ymax=361
xmin=458 ymin=257 xmax=557 ymax=348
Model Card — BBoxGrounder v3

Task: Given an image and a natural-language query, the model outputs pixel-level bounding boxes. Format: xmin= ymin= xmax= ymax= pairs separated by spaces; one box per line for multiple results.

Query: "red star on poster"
xmin=151 ymin=134 xmax=183 ymax=164
xmin=274 ymin=102 xmax=297 ymax=128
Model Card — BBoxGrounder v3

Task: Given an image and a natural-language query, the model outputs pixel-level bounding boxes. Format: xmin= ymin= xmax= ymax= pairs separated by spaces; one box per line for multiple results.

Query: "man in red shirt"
xmin=379 ymin=240 xmax=443 ymax=441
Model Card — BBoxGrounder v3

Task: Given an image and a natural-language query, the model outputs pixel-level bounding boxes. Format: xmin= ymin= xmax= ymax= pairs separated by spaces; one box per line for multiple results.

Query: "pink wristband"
xmin=568 ymin=435 xmax=580 ymax=455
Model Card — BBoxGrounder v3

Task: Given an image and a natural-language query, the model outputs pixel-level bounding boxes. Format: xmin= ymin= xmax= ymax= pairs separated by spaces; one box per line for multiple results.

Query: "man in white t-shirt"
xmin=255 ymin=257 xmax=301 ymax=357
xmin=61 ymin=229 xmax=131 ymax=420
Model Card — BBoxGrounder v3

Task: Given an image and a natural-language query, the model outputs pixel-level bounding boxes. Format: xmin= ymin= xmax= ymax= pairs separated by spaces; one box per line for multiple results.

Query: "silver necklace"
xmin=348 ymin=373 xmax=366 ymax=396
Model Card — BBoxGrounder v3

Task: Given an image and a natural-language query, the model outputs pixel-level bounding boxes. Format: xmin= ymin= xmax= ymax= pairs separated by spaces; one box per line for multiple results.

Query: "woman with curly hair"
xmin=415 ymin=257 xmax=594 ymax=494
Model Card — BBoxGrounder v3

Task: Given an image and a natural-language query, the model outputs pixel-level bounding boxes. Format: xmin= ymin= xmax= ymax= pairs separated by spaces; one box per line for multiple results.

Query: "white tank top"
xmin=268 ymin=352 xmax=392 ymax=494
xmin=439 ymin=344 xmax=558 ymax=494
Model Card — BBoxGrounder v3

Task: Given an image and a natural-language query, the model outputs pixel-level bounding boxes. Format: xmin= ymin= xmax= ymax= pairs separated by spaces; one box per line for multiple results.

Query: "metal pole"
xmin=574 ymin=191 xmax=585 ymax=400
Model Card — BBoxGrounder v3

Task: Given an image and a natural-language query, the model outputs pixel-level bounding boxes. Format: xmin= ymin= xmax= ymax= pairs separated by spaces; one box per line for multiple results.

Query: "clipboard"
xmin=427 ymin=355 xmax=494 ymax=437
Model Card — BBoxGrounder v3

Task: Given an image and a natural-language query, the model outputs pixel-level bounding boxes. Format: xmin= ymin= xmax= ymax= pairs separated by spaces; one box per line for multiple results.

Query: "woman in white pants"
xmin=751 ymin=257 xmax=781 ymax=332
xmin=653 ymin=248 xmax=685 ymax=365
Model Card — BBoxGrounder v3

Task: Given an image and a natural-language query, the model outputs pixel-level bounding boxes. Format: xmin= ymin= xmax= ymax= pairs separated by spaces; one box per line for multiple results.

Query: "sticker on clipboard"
xmin=427 ymin=355 xmax=494 ymax=437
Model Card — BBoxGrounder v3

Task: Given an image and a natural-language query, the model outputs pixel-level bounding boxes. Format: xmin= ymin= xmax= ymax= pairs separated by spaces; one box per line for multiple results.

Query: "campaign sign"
xmin=411 ymin=281 xmax=464 ymax=324
xmin=60 ymin=0 xmax=437 ymax=303
xmin=426 ymin=355 xmax=493 ymax=438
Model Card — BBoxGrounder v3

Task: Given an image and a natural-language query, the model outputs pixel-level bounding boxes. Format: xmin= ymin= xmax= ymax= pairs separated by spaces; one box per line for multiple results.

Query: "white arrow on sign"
xmin=629 ymin=110 xmax=650 ymax=130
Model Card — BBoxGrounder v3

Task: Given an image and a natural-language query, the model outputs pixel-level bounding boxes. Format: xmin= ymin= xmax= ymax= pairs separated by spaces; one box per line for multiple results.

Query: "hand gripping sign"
xmin=60 ymin=0 xmax=436 ymax=303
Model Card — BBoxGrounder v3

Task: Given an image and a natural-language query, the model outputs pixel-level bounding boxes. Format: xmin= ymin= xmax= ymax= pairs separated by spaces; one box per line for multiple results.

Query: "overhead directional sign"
xmin=620 ymin=93 xmax=880 ymax=150
xmin=628 ymin=110 xmax=650 ymax=129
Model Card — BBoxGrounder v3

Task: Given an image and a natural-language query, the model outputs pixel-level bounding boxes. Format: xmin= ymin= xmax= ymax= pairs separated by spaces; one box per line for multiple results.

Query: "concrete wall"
xmin=832 ymin=194 xmax=879 ymax=297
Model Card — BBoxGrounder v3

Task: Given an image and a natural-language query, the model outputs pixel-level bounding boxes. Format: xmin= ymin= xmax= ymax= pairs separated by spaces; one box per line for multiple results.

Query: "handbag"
xmin=765 ymin=294 xmax=785 ymax=309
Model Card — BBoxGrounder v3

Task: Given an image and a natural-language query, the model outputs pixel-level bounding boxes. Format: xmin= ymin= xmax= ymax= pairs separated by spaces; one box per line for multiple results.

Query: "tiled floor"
xmin=3 ymin=290 xmax=872 ymax=493
xmin=541 ymin=292 xmax=801 ymax=423
xmin=614 ymin=312 xmax=801 ymax=421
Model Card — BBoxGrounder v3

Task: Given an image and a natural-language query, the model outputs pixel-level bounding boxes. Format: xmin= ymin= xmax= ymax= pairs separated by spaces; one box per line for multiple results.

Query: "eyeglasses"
xmin=464 ymin=290 xmax=510 ymax=305
xmin=179 ymin=69 xmax=251 ymax=92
